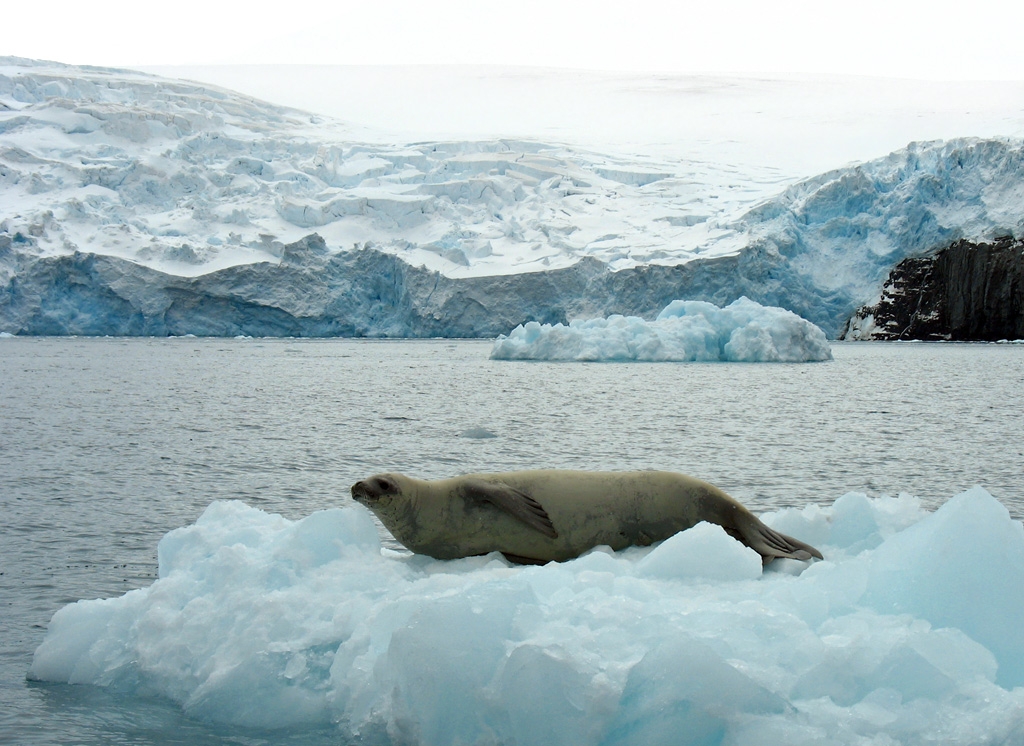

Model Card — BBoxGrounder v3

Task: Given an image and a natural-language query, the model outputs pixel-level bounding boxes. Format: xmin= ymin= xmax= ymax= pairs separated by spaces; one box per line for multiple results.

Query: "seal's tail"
xmin=733 ymin=516 xmax=824 ymax=563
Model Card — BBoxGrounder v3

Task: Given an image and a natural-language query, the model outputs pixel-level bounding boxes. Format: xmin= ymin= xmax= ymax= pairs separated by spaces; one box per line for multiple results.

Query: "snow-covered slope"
xmin=2 ymin=57 xmax=1023 ymax=337
xmin=145 ymin=65 xmax=1024 ymax=176
xmin=732 ymin=138 xmax=1024 ymax=321
xmin=0 ymin=57 xmax=757 ymax=282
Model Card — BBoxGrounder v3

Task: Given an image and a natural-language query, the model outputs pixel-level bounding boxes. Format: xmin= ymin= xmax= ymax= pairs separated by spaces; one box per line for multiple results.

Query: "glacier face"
xmin=2 ymin=57 xmax=1023 ymax=338
xmin=737 ymin=138 xmax=1024 ymax=317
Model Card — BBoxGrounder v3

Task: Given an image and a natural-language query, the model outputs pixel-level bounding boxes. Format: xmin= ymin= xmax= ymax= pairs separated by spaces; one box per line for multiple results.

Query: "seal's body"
xmin=351 ymin=470 xmax=822 ymax=564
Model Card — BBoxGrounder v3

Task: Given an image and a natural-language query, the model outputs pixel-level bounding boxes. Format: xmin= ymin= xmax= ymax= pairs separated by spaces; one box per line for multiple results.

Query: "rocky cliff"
xmin=842 ymin=236 xmax=1024 ymax=341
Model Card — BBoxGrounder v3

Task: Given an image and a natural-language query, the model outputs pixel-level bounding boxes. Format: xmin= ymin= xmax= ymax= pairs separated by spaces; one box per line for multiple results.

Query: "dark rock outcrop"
xmin=843 ymin=236 xmax=1024 ymax=340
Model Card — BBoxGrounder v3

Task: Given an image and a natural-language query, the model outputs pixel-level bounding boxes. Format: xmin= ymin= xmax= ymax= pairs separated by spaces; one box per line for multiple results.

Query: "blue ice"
xmin=490 ymin=297 xmax=833 ymax=362
xmin=30 ymin=487 xmax=1024 ymax=744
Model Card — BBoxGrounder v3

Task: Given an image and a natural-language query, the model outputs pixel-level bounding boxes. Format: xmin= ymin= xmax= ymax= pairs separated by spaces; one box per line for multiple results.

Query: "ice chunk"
xmin=636 ymin=521 xmax=763 ymax=582
xmin=458 ymin=426 xmax=498 ymax=439
xmin=497 ymin=643 xmax=615 ymax=746
xmin=490 ymin=297 xmax=832 ymax=362
xmin=857 ymin=486 xmax=1024 ymax=688
xmin=604 ymin=638 xmax=786 ymax=746
xmin=29 ymin=488 xmax=1024 ymax=744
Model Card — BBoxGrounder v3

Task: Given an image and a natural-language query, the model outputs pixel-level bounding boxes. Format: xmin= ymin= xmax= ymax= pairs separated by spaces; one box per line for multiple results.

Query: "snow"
xmin=143 ymin=65 xmax=1024 ymax=175
xmin=30 ymin=486 xmax=1024 ymax=744
xmin=3 ymin=59 xmax=1023 ymax=282
xmin=3 ymin=58 xmax=756 ymax=280
xmin=737 ymin=138 xmax=1024 ymax=321
xmin=3 ymin=58 xmax=1024 ymax=336
xmin=490 ymin=298 xmax=833 ymax=362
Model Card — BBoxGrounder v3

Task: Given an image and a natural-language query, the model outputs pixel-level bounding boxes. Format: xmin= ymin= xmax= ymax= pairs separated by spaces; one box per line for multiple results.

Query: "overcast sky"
xmin=6 ymin=0 xmax=1024 ymax=80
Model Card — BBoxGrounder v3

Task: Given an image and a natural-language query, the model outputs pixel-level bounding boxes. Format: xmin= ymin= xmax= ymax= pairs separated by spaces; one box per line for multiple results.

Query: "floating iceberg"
xmin=30 ymin=487 xmax=1024 ymax=744
xmin=490 ymin=297 xmax=833 ymax=362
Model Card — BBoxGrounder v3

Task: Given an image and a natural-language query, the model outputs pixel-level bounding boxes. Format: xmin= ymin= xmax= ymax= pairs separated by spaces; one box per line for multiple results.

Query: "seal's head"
xmin=351 ymin=472 xmax=422 ymax=536
xmin=351 ymin=473 xmax=402 ymax=508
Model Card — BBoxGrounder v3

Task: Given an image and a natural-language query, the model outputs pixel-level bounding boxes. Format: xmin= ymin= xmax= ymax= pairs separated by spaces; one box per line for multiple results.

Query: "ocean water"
xmin=2 ymin=337 xmax=1023 ymax=744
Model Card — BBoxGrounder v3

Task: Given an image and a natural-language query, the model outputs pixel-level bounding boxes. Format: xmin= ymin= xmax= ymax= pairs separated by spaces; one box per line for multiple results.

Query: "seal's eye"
xmin=375 ymin=477 xmax=395 ymax=493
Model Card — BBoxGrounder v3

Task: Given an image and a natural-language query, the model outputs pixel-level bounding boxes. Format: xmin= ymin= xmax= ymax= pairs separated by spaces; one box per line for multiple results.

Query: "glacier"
xmin=29 ymin=487 xmax=1024 ymax=744
xmin=490 ymin=297 xmax=833 ymax=362
xmin=2 ymin=57 xmax=1024 ymax=338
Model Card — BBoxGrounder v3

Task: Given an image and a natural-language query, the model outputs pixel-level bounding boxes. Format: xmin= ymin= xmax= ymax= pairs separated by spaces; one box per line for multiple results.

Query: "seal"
xmin=350 ymin=470 xmax=822 ymax=565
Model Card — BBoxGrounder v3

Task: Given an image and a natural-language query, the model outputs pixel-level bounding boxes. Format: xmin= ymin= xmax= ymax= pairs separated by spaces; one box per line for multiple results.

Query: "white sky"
xmin=5 ymin=0 xmax=1024 ymax=80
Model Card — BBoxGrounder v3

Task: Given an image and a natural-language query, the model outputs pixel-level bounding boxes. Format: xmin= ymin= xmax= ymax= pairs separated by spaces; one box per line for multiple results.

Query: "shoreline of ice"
xmin=490 ymin=297 xmax=834 ymax=362
xmin=29 ymin=486 xmax=1024 ymax=744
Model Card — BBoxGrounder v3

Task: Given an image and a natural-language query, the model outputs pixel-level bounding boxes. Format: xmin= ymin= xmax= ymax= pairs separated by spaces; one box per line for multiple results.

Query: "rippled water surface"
xmin=2 ymin=337 xmax=1022 ymax=744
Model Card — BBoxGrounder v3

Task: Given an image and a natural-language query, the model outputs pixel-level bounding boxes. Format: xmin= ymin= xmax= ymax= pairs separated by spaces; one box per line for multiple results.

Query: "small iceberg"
xmin=490 ymin=297 xmax=833 ymax=362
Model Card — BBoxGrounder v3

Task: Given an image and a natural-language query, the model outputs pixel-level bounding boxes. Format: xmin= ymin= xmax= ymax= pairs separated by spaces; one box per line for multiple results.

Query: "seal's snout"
xmin=351 ymin=480 xmax=372 ymax=504
xmin=351 ymin=475 xmax=399 ymax=505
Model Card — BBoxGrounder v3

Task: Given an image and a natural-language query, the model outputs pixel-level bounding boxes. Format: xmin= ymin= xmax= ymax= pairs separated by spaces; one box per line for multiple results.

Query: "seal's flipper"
xmin=461 ymin=479 xmax=558 ymax=539
xmin=738 ymin=516 xmax=823 ymax=563
xmin=500 ymin=551 xmax=549 ymax=566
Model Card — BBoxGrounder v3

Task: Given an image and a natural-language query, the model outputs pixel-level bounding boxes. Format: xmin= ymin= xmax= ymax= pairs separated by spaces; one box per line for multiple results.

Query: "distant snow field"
xmin=2 ymin=57 xmax=1023 ymax=337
